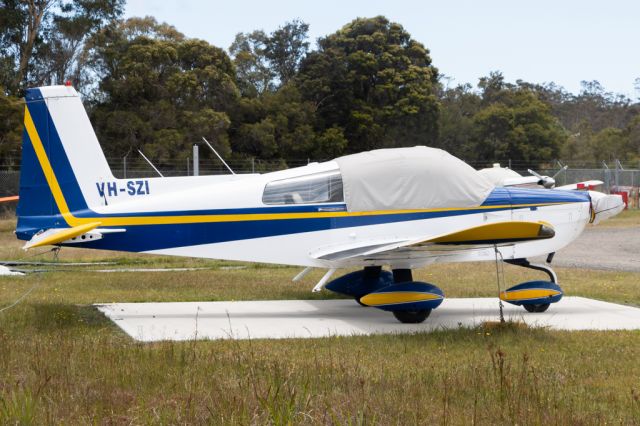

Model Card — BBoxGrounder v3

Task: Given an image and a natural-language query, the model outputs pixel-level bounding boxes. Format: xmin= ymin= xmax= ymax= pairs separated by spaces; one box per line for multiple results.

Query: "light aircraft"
xmin=14 ymin=85 xmax=625 ymax=323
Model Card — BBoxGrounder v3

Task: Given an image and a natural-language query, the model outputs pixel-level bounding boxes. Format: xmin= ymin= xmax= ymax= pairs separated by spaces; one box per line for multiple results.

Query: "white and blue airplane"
xmin=14 ymin=85 xmax=625 ymax=323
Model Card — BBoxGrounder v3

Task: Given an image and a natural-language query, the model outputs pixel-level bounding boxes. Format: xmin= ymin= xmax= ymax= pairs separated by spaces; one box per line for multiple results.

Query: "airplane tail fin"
xmin=16 ymin=85 xmax=114 ymax=239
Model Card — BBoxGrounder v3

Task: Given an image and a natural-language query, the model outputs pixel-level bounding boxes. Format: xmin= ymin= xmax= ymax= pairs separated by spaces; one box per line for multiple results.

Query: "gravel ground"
xmin=533 ymin=226 xmax=640 ymax=272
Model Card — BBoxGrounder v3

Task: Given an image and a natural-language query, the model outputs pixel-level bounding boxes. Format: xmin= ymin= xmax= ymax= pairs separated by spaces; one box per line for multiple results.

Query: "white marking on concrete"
xmin=95 ymin=297 xmax=640 ymax=342
xmin=0 ymin=265 xmax=24 ymax=276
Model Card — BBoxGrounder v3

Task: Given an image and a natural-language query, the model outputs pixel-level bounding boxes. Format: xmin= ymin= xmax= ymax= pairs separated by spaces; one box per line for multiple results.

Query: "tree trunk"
xmin=13 ymin=0 xmax=51 ymax=91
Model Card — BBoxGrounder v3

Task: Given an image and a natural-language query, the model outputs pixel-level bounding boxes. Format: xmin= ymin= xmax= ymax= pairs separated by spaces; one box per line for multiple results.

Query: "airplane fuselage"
xmin=16 ymin=160 xmax=592 ymax=269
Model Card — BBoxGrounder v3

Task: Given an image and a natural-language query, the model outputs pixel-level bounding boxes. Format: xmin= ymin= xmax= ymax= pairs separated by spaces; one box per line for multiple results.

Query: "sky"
xmin=125 ymin=0 xmax=640 ymax=97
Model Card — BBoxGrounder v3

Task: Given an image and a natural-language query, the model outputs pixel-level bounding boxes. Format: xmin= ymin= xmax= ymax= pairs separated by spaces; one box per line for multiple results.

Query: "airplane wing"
xmin=312 ymin=221 xmax=554 ymax=262
xmin=501 ymin=176 xmax=542 ymax=187
xmin=555 ymin=180 xmax=603 ymax=191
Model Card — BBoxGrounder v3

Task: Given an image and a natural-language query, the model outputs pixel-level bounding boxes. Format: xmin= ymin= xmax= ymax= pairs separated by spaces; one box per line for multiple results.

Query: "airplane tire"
xmin=524 ymin=303 xmax=550 ymax=313
xmin=393 ymin=309 xmax=431 ymax=323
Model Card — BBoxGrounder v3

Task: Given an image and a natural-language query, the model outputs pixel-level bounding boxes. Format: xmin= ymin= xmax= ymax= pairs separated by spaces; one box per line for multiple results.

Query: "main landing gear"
xmin=325 ymin=267 xmax=445 ymax=324
xmin=500 ymin=258 xmax=564 ymax=313
xmin=324 ymin=255 xmax=564 ymax=323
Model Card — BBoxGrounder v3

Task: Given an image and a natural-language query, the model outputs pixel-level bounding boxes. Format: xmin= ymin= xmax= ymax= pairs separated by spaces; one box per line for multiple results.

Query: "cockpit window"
xmin=262 ymin=170 xmax=344 ymax=205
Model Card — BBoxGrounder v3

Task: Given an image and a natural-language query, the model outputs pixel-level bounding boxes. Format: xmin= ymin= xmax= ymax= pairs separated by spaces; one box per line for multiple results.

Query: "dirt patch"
xmin=534 ymin=226 xmax=640 ymax=272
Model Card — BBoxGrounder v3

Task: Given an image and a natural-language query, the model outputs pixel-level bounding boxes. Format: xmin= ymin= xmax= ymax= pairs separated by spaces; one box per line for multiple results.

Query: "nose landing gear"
xmin=501 ymin=258 xmax=563 ymax=313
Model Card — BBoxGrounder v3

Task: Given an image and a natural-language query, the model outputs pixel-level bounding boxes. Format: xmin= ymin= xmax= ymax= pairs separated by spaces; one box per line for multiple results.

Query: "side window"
xmin=262 ymin=170 xmax=344 ymax=205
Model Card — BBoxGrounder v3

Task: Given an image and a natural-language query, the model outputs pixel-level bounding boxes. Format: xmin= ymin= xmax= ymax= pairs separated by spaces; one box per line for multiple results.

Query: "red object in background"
xmin=0 ymin=195 xmax=19 ymax=203
xmin=65 ymin=80 xmax=72 ymax=86
xmin=612 ymin=191 xmax=629 ymax=209
xmin=576 ymin=183 xmax=596 ymax=190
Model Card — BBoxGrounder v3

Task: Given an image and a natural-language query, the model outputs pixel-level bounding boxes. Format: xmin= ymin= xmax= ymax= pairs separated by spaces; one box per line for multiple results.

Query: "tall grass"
xmin=2 ymin=302 xmax=640 ymax=424
xmin=1 ymin=215 xmax=640 ymax=424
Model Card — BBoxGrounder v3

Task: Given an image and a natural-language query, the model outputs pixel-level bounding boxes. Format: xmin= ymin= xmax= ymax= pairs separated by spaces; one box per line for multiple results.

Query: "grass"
xmin=1 ymin=216 xmax=640 ymax=424
xmin=596 ymin=207 xmax=640 ymax=227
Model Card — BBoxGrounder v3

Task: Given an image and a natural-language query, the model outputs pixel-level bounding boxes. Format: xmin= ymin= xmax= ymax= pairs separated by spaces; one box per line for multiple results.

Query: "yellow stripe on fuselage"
xmin=499 ymin=289 xmax=562 ymax=302
xmin=360 ymin=291 xmax=442 ymax=307
xmin=23 ymin=107 xmax=571 ymax=228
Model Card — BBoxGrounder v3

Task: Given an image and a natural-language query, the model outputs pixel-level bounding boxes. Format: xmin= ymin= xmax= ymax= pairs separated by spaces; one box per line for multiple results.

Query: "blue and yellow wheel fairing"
xmin=359 ymin=282 xmax=444 ymax=311
xmin=499 ymin=280 xmax=563 ymax=306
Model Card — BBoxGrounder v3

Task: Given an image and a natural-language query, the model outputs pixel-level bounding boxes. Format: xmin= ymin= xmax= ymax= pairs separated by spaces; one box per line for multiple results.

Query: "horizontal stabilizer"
xmin=23 ymin=222 xmax=101 ymax=250
xmin=555 ymin=180 xmax=603 ymax=191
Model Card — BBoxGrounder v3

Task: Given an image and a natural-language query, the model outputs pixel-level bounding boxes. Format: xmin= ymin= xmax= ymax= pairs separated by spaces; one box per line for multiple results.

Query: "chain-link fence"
xmin=2 ymin=161 xmax=639 ymax=209
xmin=0 ymin=171 xmax=20 ymax=197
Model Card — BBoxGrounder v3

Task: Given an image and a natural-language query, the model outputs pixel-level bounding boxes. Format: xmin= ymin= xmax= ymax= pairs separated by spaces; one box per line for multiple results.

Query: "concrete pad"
xmin=95 ymin=297 xmax=640 ymax=342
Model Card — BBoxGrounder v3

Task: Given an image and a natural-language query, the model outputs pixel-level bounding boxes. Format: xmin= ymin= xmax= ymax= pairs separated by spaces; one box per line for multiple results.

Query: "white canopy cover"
xmin=335 ymin=146 xmax=494 ymax=212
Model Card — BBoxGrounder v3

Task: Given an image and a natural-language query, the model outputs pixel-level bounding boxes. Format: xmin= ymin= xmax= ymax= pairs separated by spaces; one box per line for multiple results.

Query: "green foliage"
xmin=0 ymin=0 xmax=124 ymax=95
xmin=229 ymin=20 xmax=309 ymax=97
xmin=263 ymin=19 xmax=309 ymax=85
xmin=231 ymin=84 xmax=346 ymax=160
xmin=88 ymin=17 xmax=237 ymax=163
xmin=519 ymin=78 xmax=640 ymax=164
xmin=0 ymin=88 xmax=23 ymax=163
xmin=472 ymin=88 xmax=565 ymax=163
xmin=229 ymin=30 xmax=273 ymax=97
xmin=296 ymin=16 xmax=440 ymax=153
xmin=437 ymin=73 xmax=565 ymax=165
xmin=436 ymin=82 xmax=481 ymax=159
xmin=1 ymin=10 xmax=639 ymax=167
xmin=562 ymin=117 xmax=640 ymax=164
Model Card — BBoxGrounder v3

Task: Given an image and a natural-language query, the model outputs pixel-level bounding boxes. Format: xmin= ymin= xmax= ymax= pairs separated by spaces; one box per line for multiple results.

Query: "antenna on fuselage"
xmin=137 ymin=149 xmax=164 ymax=177
xmin=201 ymin=137 xmax=235 ymax=175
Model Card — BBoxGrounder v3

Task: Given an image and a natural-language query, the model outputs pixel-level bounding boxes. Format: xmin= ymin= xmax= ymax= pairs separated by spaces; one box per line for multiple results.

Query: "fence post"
xmin=193 ymin=144 xmax=199 ymax=176
xmin=602 ymin=161 xmax=610 ymax=194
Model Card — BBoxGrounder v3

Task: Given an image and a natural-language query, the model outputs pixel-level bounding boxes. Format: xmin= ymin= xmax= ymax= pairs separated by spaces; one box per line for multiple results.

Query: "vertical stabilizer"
xmin=17 ymin=86 xmax=114 ymax=237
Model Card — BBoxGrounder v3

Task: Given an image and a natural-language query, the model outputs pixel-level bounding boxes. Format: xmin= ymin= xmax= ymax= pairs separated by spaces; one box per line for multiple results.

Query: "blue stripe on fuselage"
xmin=485 ymin=187 xmax=591 ymax=207
xmin=68 ymin=188 xmax=590 ymax=252
xmin=16 ymin=186 xmax=591 ymax=250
